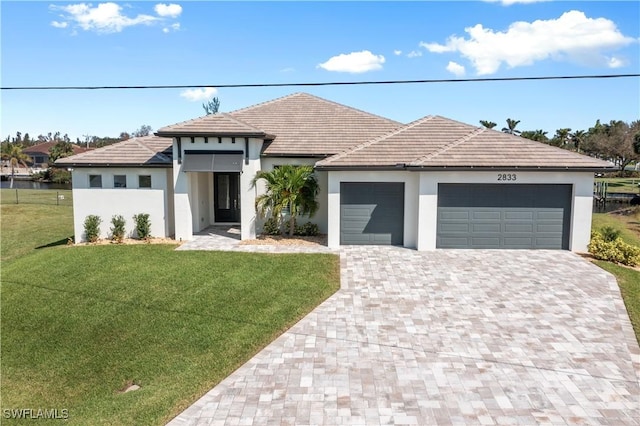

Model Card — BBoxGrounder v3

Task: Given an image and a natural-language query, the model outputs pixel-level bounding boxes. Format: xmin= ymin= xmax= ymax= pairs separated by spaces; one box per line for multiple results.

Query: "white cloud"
xmin=180 ymin=87 xmax=218 ymax=102
xmin=421 ymin=10 xmax=636 ymax=75
xmin=50 ymin=3 xmax=158 ymax=33
xmin=393 ymin=50 xmax=402 ymax=56
xmin=446 ymin=61 xmax=466 ymax=76
xmin=51 ymin=21 xmax=68 ymax=28
xmin=407 ymin=50 xmax=422 ymax=58
xmin=154 ymin=3 xmax=182 ymax=18
xmin=607 ymin=56 xmax=626 ymax=68
xmin=317 ymin=50 xmax=385 ymax=73
xmin=163 ymin=22 xmax=180 ymax=33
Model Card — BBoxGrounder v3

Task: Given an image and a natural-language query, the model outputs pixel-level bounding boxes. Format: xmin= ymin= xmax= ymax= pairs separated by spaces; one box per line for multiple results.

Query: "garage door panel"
xmin=341 ymin=182 xmax=404 ymax=245
xmin=437 ymin=184 xmax=571 ymax=250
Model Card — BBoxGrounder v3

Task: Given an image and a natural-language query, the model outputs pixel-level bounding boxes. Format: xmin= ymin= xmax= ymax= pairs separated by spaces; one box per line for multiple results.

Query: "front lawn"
xmin=592 ymin=208 xmax=640 ymax=247
xmin=1 ymin=194 xmax=340 ymax=424
xmin=595 ymin=177 xmax=640 ymax=194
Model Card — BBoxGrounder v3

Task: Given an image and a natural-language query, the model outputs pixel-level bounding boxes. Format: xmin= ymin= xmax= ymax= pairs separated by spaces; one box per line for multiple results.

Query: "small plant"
xmin=83 ymin=215 xmax=102 ymax=243
xmin=298 ymin=221 xmax=319 ymax=236
xmin=110 ymin=215 xmax=126 ymax=243
xmin=262 ymin=216 xmax=281 ymax=235
xmin=133 ymin=213 xmax=151 ymax=240
xmin=589 ymin=231 xmax=640 ymax=267
xmin=600 ymin=226 xmax=621 ymax=242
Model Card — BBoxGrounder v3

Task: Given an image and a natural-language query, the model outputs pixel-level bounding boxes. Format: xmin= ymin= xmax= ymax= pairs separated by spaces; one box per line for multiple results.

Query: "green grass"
xmin=594 ymin=261 xmax=640 ymax=345
xmin=592 ymin=209 xmax=640 ymax=247
xmin=1 ymin=192 xmax=340 ymax=424
xmin=1 ymin=188 xmax=73 ymax=206
xmin=595 ymin=177 xmax=640 ymax=194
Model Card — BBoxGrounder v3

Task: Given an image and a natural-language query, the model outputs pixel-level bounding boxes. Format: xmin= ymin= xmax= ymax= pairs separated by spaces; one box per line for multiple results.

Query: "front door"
xmin=214 ymin=172 xmax=240 ymax=222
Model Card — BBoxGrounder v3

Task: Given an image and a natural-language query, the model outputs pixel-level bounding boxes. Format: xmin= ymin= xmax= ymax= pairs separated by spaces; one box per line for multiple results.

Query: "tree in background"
xmin=203 ymin=97 xmax=220 ymax=115
xmin=251 ymin=165 xmax=319 ymax=236
xmin=132 ymin=125 xmax=152 ymax=137
xmin=1 ymin=142 xmax=31 ymax=188
xmin=501 ymin=119 xmax=521 ymax=135
xmin=570 ymin=130 xmax=587 ymax=153
xmin=550 ymin=128 xmax=572 ymax=148
xmin=586 ymin=120 xmax=640 ymax=173
xmin=49 ymin=140 xmax=75 ymax=163
xmin=520 ymin=129 xmax=548 ymax=142
xmin=479 ymin=120 xmax=497 ymax=129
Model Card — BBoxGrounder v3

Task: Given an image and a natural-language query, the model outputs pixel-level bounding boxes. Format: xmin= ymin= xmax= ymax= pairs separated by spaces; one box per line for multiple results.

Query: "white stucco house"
xmin=56 ymin=92 xmax=614 ymax=251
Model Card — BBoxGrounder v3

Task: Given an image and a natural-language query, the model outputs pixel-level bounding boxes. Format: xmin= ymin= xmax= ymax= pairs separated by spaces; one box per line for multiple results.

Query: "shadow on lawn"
xmin=35 ymin=236 xmax=73 ymax=250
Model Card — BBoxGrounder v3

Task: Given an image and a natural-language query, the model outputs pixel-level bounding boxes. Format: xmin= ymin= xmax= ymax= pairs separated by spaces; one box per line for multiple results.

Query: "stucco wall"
xmin=258 ymin=157 xmax=328 ymax=234
xmin=71 ymin=167 xmax=172 ymax=242
xmin=326 ymin=170 xmax=594 ymax=252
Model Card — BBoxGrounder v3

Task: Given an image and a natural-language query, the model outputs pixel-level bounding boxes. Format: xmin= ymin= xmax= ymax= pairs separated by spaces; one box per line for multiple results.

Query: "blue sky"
xmin=1 ymin=1 xmax=639 ymax=142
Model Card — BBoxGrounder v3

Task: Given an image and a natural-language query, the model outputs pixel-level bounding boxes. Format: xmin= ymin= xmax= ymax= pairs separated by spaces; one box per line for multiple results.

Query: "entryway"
xmin=214 ymin=172 xmax=240 ymax=223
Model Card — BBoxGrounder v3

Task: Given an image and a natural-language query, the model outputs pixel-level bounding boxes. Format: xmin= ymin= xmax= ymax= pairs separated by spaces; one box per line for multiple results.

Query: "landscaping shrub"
xmin=262 ymin=216 xmax=281 ymax=235
xmin=133 ymin=213 xmax=151 ymax=240
xmin=110 ymin=215 xmax=126 ymax=243
xmin=83 ymin=215 xmax=101 ymax=243
xmin=589 ymin=231 xmax=640 ymax=267
xmin=601 ymin=226 xmax=621 ymax=242
xmin=298 ymin=221 xmax=319 ymax=236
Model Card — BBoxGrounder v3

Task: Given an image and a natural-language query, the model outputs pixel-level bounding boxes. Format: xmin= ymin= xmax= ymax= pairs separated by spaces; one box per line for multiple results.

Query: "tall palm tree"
xmin=570 ymin=130 xmax=587 ymax=153
xmin=1 ymin=142 xmax=31 ymax=188
xmin=479 ymin=120 xmax=497 ymax=129
xmin=251 ymin=165 xmax=320 ymax=236
xmin=501 ymin=118 xmax=521 ymax=135
xmin=521 ymin=129 xmax=548 ymax=142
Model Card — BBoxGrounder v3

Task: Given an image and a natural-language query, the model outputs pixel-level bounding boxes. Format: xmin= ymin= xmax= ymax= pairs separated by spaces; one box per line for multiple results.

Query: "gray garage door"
xmin=437 ymin=184 xmax=572 ymax=249
xmin=341 ymin=182 xmax=404 ymax=245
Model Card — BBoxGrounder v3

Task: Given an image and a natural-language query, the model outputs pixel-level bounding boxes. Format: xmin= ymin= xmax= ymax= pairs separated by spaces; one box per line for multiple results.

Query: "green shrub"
xmin=110 ymin=215 xmax=126 ymax=243
xmin=133 ymin=213 xmax=151 ymax=240
xmin=262 ymin=216 xmax=281 ymax=235
xmin=298 ymin=221 xmax=319 ymax=236
xmin=83 ymin=215 xmax=102 ymax=243
xmin=589 ymin=231 xmax=640 ymax=267
xmin=601 ymin=226 xmax=621 ymax=242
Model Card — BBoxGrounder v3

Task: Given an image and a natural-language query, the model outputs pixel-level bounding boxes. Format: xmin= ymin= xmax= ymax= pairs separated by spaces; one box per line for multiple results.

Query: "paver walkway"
xmin=168 ymin=246 xmax=640 ymax=425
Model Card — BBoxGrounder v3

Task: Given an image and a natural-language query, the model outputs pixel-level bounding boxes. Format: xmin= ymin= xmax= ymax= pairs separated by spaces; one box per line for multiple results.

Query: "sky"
xmin=1 ymin=1 xmax=639 ymax=143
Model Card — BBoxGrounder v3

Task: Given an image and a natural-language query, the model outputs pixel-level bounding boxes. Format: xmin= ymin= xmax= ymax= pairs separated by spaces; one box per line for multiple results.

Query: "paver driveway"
xmin=168 ymin=247 xmax=640 ymax=425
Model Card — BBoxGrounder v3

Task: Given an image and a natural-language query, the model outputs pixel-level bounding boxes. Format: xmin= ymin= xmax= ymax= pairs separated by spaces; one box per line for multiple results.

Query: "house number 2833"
xmin=497 ymin=173 xmax=517 ymax=181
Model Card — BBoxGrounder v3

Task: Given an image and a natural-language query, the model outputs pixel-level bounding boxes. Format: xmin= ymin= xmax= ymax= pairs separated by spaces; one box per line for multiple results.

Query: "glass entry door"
xmin=214 ymin=172 xmax=240 ymax=222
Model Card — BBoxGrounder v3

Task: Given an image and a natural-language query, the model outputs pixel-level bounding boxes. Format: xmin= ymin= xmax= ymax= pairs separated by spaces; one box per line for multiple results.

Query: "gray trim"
xmin=316 ymin=165 xmax=616 ymax=172
xmin=183 ymin=151 xmax=243 ymax=172
xmin=155 ymin=131 xmax=267 ymax=138
xmin=56 ymin=163 xmax=171 ymax=168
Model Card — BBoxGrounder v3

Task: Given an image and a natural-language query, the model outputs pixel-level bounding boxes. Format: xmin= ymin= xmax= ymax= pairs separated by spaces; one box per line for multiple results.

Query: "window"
xmin=139 ymin=175 xmax=152 ymax=188
xmin=114 ymin=175 xmax=127 ymax=188
xmin=89 ymin=175 xmax=102 ymax=188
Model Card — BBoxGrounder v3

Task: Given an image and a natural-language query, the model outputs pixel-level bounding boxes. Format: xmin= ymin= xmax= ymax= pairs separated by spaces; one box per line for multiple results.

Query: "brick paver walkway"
xmin=168 ymin=246 xmax=640 ymax=425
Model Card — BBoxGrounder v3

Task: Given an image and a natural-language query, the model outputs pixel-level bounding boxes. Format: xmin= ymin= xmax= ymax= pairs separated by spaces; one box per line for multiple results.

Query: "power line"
xmin=2 ymin=73 xmax=638 ymax=91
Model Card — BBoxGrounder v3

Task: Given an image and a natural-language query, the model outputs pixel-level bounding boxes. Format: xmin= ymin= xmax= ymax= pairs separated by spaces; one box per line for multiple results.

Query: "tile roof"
xmin=55 ymin=136 xmax=173 ymax=167
xmin=23 ymin=141 xmax=89 ymax=156
xmin=157 ymin=93 xmax=402 ymax=156
xmin=156 ymin=113 xmax=267 ymax=138
xmin=317 ymin=115 xmax=614 ymax=170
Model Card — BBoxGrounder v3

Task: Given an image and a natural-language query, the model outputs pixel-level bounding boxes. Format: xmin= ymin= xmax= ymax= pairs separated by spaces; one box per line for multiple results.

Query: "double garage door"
xmin=340 ymin=182 xmax=572 ymax=249
xmin=437 ymin=184 xmax=572 ymax=249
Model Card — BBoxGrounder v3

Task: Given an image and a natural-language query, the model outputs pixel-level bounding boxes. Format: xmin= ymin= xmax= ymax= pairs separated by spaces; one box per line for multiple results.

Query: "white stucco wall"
xmin=172 ymin=136 xmax=262 ymax=241
xmin=417 ymin=170 xmax=594 ymax=252
xmin=327 ymin=171 xmax=420 ymax=249
xmin=326 ymin=169 xmax=594 ymax=252
xmin=259 ymin=157 xmax=328 ymax=234
xmin=71 ymin=167 xmax=172 ymax=242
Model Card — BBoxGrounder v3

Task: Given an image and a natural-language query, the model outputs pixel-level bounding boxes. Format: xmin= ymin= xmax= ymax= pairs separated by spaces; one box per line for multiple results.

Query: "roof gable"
xmin=55 ymin=136 xmax=173 ymax=167
xmin=156 ymin=113 xmax=266 ymax=137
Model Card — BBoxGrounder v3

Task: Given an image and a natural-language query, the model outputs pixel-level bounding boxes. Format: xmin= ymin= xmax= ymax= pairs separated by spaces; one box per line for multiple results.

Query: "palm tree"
xmin=521 ymin=129 xmax=548 ymax=142
xmin=251 ymin=165 xmax=320 ymax=236
xmin=571 ymin=130 xmax=587 ymax=153
xmin=479 ymin=120 xmax=497 ymax=129
xmin=501 ymin=118 xmax=521 ymax=135
xmin=1 ymin=142 xmax=31 ymax=188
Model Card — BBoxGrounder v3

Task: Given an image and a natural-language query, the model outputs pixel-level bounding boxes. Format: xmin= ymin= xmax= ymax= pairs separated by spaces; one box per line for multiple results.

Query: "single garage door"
xmin=437 ymin=184 xmax=572 ymax=249
xmin=341 ymin=182 xmax=404 ymax=245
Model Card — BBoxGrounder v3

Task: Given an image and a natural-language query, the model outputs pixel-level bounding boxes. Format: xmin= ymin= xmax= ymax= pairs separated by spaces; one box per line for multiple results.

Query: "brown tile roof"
xmin=317 ymin=115 xmax=614 ymax=170
xmin=156 ymin=113 xmax=267 ymax=138
xmin=157 ymin=93 xmax=402 ymax=156
xmin=55 ymin=136 xmax=173 ymax=167
xmin=23 ymin=141 xmax=89 ymax=156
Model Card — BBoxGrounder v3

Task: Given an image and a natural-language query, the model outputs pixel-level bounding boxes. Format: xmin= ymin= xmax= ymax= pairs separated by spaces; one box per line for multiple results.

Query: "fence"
xmin=0 ymin=189 xmax=73 ymax=206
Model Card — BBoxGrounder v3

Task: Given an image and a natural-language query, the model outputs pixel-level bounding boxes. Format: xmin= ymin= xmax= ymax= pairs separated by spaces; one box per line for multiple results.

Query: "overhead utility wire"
xmin=2 ymin=73 xmax=638 ymax=91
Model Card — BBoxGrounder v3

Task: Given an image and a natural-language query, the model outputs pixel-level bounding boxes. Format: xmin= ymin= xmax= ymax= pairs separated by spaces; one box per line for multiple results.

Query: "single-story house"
xmin=23 ymin=141 xmax=89 ymax=168
xmin=56 ymin=92 xmax=614 ymax=251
